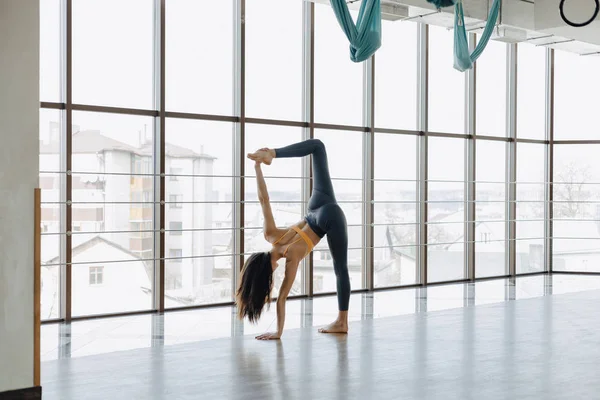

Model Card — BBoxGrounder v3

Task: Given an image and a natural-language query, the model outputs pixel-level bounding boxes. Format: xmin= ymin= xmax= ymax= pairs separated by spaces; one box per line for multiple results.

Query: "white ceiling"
xmin=307 ymin=0 xmax=600 ymax=55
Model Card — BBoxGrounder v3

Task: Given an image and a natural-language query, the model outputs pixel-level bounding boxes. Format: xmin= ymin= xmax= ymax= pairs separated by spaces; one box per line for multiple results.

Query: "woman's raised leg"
xmin=248 ymin=139 xmax=336 ymax=208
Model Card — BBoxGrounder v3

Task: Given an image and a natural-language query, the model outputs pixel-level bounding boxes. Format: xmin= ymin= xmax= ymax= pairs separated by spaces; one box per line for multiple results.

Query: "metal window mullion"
xmin=63 ymin=0 xmax=73 ymax=321
xmin=302 ymin=1 xmax=314 ymax=297
xmin=363 ymin=56 xmax=375 ymax=291
xmin=507 ymin=43 xmax=517 ymax=276
xmin=417 ymin=23 xmax=428 ymax=285
xmin=232 ymin=0 xmax=246 ymax=301
xmin=152 ymin=0 xmax=165 ymax=312
xmin=466 ymin=34 xmax=476 ymax=281
xmin=545 ymin=48 xmax=554 ymax=273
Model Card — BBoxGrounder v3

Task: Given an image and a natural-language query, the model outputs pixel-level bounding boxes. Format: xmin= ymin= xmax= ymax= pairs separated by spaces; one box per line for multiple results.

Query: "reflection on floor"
xmin=41 ymin=274 xmax=600 ymax=362
xmin=40 ymin=273 xmax=600 ymax=400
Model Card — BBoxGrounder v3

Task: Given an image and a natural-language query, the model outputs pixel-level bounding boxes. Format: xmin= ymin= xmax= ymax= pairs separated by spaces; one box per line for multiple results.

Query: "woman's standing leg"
xmin=318 ymin=205 xmax=350 ymax=334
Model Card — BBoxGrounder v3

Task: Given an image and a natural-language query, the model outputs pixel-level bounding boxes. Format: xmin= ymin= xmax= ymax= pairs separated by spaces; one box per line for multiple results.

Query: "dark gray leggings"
xmin=274 ymin=139 xmax=350 ymax=311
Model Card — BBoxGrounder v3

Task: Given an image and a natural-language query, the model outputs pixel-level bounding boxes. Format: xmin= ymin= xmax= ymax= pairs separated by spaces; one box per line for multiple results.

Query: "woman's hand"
xmin=255 ymin=332 xmax=281 ymax=340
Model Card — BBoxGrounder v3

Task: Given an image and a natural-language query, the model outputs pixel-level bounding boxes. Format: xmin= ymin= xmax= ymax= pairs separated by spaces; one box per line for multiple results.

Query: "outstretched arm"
xmin=276 ymin=259 xmax=299 ymax=334
xmin=254 ymin=162 xmax=287 ymax=243
xmin=256 ymin=258 xmax=299 ymax=340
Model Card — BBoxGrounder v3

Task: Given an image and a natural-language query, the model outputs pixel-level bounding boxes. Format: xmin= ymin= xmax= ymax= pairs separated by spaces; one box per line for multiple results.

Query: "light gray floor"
xmin=41 ymin=275 xmax=600 ymax=399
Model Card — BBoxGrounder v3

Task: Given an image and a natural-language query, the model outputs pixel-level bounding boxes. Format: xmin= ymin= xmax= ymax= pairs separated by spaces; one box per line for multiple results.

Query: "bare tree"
xmin=388 ymin=221 xmax=450 ymax=247
xmin=554 ymin=162 xmax=592 ymax=218
xmin=427 ymin=224 xmax=451 ymax=245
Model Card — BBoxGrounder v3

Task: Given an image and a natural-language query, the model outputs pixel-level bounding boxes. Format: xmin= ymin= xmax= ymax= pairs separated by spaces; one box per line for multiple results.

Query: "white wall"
xmin=0 ymin=0 xmax=39 ymax=392
xmin=71 ymin=241 xmax=151 ymax=316
xmin=104 ymin=151 xmax=132 ymax=244
xmin=40 ymin=239 xmax=154 ymax=318
xmin=192 ymin=157 xmax=214 ymax=288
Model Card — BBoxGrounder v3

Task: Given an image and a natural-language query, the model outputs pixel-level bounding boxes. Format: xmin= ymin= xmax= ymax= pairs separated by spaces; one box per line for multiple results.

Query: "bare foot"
xmin=318 ymin=320 xmax=348 ymax=334
xmin=247 ymin=148 xmax=275 ymax=165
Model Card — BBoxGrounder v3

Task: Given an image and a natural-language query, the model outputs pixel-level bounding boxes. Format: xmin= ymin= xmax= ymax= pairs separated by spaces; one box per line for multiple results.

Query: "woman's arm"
xmin=256 ymin=259 xmax=299 ymax=340
xmin=254 ymin=162 xmax=287 ymax=243
xmin=276 ymin=259 xmax=299 ymax=334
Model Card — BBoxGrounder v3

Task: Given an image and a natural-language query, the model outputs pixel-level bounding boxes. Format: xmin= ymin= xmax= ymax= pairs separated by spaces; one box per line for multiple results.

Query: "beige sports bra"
xmin=273 ymin=226 xmax=315 ymax=259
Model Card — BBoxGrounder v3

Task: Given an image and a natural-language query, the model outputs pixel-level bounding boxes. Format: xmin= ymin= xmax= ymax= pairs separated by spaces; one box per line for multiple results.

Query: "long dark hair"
xmin=236 ymin=252 xmax=274 ymax=323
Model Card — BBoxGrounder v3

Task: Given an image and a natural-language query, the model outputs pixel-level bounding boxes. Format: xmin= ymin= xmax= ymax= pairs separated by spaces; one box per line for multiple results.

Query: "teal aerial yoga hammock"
xmin=454 ymin=0 xmax=500 ymax=72
xmin=329 ymin=0 xmax=382 ymax=63
xmin=453 ymin=0 xmax=501 ymax=71
xmin=426 ymin=0 xmax=501 ymax=72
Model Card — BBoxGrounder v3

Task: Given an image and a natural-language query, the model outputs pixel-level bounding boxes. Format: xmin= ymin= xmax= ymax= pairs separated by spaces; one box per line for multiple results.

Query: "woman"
xmin=236 ymin=139 xmax=350 ymax=340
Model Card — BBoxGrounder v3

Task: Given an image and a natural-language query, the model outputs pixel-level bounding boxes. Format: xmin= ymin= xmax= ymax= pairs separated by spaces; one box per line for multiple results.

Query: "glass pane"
xmin=41 ymin=232 xmax=62 ymax=321
xmin=166 ymin=0 xmax=233 ymax=115
xmin=517 ymin=44 xmax=546 ymax=140
xmin=40 ymin=110 xmax=63 ymax=320
xmin=70 ymin=229 xmax=154 ymax=316
xmin=375 ymin=181 xmax=418 ymax=203
xmin=245 ymin=125 xmax=303 ymax=297
xmin=165 ymin=119 xmax=234 ymax=305
xmin=428 ymin=26 xmax=465 ymax=134
xmin=72 ymin=112 xmax=155 ymax=172
xmin=428 ymin=243 xmax=465 ymax=282
xmin=313 ymin=130 xmax=364 ymax=291
xmin=70 ymin=230 xmax=152 ymax=261
xmin=314 ymin=130 xmax=364 ymax=179
xmin=475 ymin=220 xmax=505 ymax=274
xmin=428 ymin=137 xmax=464 ymax=196
xmin=554 ymin=144 xmax=600 ymax=219
xmin=554 ymin=50 xmax=600 ymax=140
xmin=516 ymin=237 xmax=544 ymax=273
xmin=374 ymin=134 xmax=417 ymax=180
xmin=375 ymin=202 xmax=417 ymax=224
xmin=313 ymin=249 xmax=362 ymax=293
xmin=476 ymin=140 xmax=506 ymax=278
xmin=40 ymin=109 xmax=63 ymax=173
xmin=476 ymin=40 xmax=507 ymax=137
xmin=246 ymin=0 xmax=302 ymax=120
xmin=40 ymin=0 xmax=61 ymax=102
xmin=516 ymin=143 xmax=545 ymax=274
xmin=70 ymin=112 xmax=155 ymax=316
xmin=41 ymin=261 xmax=60 ymax=320
xmin=72 ymin=261 xmax=153 ymax=316
xmin=314 ymin=4 xmax=363 ymax=126
xmin=553 ymin=144 xmax=600 ymax=272
xmin=72 ymin=0 xmax=153 ymax=108
xmin=375 ymin=21 xmax=418 ymax=130
xmin=517 ymin=143 xmax=545 ymax=193
xmin=40 ymin=175 xmax=63 ymax=236
xmin=374 ymin=134 xmax=417 ymax=287
xmin=428 ymin=137 xmax=465 ymax=282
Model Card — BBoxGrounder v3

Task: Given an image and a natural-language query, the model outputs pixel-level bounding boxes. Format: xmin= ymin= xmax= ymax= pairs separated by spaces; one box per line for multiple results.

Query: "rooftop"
xmin=40 ymin=129 xmax=216 ymax=159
